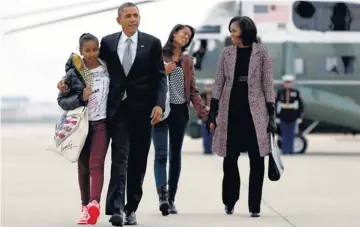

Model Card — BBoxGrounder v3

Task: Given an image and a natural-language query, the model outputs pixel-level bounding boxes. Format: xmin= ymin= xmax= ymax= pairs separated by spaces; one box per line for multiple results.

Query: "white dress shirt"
xmin=117 ymin=31 xmax=138 ymax=100
xmin=117 ymin=31 xmax=138 ymax=65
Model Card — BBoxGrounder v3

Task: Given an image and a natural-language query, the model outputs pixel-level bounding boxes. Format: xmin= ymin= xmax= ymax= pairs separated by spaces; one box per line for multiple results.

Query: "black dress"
xmin=227 ymin=46 xmax=258 ymax=154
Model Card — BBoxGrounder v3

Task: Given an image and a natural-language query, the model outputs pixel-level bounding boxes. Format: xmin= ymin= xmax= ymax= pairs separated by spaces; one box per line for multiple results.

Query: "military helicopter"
xmin=186 ymin=0 xmax=360 ymax=154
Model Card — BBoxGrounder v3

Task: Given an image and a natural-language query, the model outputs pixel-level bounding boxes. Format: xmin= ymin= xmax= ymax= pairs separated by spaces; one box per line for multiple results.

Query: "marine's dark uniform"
xmin=201 ymin=91 xmax=213 ymax=154
xmin=275 ymin=87 xmax=304 ymax=153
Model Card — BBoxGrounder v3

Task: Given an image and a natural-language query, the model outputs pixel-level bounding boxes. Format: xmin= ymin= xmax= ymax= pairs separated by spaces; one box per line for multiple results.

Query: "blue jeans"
xmin=152 ymin=104 xmax=189 ymax=201
xmin=280 ymin=121 xmax=296 ymax=153
xmin=201 ymin=124 xmax=213 ymax=153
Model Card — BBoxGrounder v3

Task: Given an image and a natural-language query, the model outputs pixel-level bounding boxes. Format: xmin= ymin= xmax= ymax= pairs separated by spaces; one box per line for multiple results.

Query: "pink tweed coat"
xmin=212 ymin=43 xmax=275 ymax=157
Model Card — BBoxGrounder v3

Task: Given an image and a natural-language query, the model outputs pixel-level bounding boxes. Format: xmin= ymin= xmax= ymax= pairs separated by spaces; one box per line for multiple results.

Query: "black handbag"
xmin=268 ymin=133 xmax=284 ymax=181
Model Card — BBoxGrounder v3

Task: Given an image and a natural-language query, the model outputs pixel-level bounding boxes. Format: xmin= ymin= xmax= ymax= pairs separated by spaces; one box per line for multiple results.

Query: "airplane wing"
xmin=2 ymin=0 xmax=107 ymax=19
xmin=3 ymin=0 xmax=157 ymax=35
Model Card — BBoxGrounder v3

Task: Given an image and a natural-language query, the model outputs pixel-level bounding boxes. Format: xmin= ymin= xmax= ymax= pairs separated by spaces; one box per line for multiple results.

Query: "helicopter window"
xmin=294 ymin=58 xmax=304 ymax=75
xmin=294 ymin=43 xmax=358 ymax=77
xmin=325 ymin=56 xmax=356 ymax=75
xmin=292 ymin=1 xmax=360 ymax=31
xmin=325 ymin=57 xmax=338 ymax=72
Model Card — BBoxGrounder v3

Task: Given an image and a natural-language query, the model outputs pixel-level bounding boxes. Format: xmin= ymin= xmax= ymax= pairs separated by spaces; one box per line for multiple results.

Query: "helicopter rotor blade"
xmin=4 ymin=0 xmax=156 ymax=35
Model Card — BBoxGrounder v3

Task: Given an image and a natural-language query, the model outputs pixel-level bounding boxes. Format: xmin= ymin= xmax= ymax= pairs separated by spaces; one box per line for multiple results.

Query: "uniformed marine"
xmin=275 ymin=75 xmax=304 ymax=154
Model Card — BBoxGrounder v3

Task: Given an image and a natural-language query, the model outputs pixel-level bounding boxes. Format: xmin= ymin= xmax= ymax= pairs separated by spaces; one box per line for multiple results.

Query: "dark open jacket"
xmin=57 ymin=54 xmax=88 ymax=111
xmin=163 ymin=54 xmax=208 ymax=121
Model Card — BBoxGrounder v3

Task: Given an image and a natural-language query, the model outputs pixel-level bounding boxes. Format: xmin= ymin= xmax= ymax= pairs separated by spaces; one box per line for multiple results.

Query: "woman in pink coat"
xmin=206 ymin=16 xmax=276 ymax=217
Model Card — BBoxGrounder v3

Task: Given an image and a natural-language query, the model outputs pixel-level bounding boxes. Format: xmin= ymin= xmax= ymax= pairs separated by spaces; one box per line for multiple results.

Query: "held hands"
xmin=82 ymin=87 xmax=92 ymax=101
xmin=164 ymin=61 xmax=176 ymax=75
xmin=206 ymin=119 xmax=216 ymax=134
xmin=206 ymin=117 xmax=217 ymax=134
xmin=151 ymin=106 xmax=163 ymax=125
xmin=209 ymin=122 xmax=216 ymax=131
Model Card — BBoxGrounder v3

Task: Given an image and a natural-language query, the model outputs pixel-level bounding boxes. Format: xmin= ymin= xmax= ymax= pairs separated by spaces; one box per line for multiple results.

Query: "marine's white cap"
xmin=282 ymin=74 xmax=295 ymax=82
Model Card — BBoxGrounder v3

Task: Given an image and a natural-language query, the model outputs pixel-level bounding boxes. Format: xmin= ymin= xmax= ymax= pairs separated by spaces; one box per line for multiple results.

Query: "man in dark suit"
xmin=99 ymin=2 xmax=167 ymax=226
xmin=56 ymin=2 xmax=166 ymax=225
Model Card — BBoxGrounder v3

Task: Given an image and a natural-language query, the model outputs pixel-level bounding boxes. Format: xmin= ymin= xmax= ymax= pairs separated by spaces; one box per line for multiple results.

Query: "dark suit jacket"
xmin=99 ymin=31 xmax=167 ymax=121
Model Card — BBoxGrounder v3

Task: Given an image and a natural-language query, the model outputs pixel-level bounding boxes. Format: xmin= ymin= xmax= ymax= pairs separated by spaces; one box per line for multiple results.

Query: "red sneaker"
xmin=77 ymin=206 xmax=89 ymax=225
xmin=87 ymin=200 xmax=100 ymax=225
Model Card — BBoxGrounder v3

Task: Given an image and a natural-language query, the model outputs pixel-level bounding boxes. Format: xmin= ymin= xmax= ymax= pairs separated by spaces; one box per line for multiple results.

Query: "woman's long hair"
xmin=162 ymin=24 xmax=195 ymax=58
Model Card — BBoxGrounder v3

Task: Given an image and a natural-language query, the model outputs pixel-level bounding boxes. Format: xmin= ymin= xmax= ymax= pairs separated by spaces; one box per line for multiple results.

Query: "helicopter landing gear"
xmin=276 ymin=120 xmax=319 ymax=154
xmin=277 ymin=134 xmax=308 ymax=154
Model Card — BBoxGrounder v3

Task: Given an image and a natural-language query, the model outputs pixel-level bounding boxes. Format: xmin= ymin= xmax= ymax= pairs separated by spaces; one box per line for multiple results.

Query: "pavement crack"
xmin=261 ymin=197 xmax=297 ymax=227
xmin=242 ymin=183 xmax=297 ymax=227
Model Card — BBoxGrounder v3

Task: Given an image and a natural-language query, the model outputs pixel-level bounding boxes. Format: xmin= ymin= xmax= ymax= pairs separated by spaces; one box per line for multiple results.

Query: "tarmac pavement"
xmin=1 ymin=124 xmax=360 ymax=227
